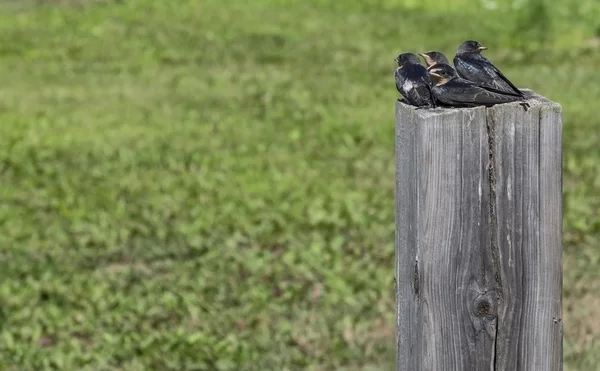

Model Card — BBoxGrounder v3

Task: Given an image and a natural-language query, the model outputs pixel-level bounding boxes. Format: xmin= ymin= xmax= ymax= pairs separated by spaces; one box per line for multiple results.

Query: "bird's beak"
xmin=478 ymin=46 xmax=487 ymax=51
xmin=419 ymin=53 xmax=432 ymax=66
xmin=428 ymin=71 xmax=441 ymax=78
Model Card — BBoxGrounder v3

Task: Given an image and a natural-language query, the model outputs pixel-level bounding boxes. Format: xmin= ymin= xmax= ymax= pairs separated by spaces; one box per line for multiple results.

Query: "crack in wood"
xmin=486 ymin=110 xmax=502 ymax=370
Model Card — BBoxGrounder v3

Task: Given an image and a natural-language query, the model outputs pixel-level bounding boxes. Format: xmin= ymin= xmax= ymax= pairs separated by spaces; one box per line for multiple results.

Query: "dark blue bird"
xmin=453 ymin=40 xmax=524 ymax=98
xmin=419 ymin=51 xmax=451 ymax=70
xmin=394 ymin=53 xmax=436 ymax=108
xmin=427 ymin=63 xmax=526 ymax=108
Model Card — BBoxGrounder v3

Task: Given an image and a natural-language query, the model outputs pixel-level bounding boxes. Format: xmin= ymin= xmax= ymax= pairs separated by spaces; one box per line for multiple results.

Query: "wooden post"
xmin=395 ymin=90 xmax=563 ymax=371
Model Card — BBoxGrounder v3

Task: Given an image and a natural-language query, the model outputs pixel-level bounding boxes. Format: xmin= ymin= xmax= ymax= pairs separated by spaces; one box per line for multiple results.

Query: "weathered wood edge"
xmin=486 ymin=96 xmax=563 ymax=371
xmin=395 ymin=100 xmax=492 ymax=369
xmin=395 ymin=89 xmax=561 ymax=117
xmin=395 ymin=99 xmax=420 ymax=370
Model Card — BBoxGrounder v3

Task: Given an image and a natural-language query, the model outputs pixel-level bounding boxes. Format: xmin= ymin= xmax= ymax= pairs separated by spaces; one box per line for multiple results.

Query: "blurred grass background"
xmin=0 ymin=0 xmax=598 ymax=369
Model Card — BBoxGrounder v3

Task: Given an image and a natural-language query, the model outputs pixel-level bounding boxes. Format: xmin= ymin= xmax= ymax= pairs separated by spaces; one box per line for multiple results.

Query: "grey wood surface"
xmin=395 ymin=90 xmax=563 ymax=371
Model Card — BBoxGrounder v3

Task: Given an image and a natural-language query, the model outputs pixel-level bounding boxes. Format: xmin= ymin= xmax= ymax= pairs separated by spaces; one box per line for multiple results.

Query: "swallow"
xmin=394 ymin=53 xmax=435 ymax=108
xmin=453 ymin=40 xmax=524 ymax=97
xmin=427 ymin=63 xmax=527 ymax=108
xmin=419 ymin=51 xmax=451 ymax=69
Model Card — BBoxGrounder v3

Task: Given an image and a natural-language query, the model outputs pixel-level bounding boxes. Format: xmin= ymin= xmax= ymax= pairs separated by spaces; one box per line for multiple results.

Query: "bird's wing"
xmin=407 ymin=84 xmax=434 ymax=106
xmin=486 ymin=61 xmax=523 ymax=96
xmin=472 ymin=54 xmax=522 ymax=96
xmin=405 ymin=67 xmax=435 ymax=106
xmin=454 ymin=55 xmax=486 ymax=81
xmin=482 ymin=84 xmax=522 ymax=97
xmin=444 ymin=81 xmax=519 ymax=106
xmin=416 ymin=68 xmax=433 ymax=87
xmin=418 ymin=72 xmax=436 ymax=107
xmin=394 ymin=68 xmax=405 ymax=93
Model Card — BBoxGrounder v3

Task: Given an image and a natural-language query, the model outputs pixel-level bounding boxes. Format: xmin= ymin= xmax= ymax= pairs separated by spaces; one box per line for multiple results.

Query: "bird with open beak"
xmin=419 ymin=51 xmax=451 ymax=70
xmin=394 ymin=53 xmax=436 ymax=108
xmin=453 ymin=40 xmax=524 ymax=98
xmin=427 ymin=63 xmax=527 ymax=108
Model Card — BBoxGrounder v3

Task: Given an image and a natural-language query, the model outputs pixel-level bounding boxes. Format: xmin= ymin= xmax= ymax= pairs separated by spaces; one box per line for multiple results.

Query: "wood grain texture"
xmin=395 ymin=90 xmax=563 ymax=371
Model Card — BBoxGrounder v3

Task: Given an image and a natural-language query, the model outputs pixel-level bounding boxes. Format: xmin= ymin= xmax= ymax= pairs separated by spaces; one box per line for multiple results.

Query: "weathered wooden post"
xmin=395 ymin=90 xmax=563 ymax=370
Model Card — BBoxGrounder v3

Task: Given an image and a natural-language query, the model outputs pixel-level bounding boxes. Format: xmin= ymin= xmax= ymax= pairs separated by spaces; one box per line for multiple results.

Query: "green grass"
xmin=0 ymin=0 xmax=598 ymax=369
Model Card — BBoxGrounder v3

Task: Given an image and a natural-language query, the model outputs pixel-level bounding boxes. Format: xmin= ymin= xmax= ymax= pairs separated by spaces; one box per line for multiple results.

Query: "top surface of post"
xmin=395 ymin=89 xmax=561 ymax=118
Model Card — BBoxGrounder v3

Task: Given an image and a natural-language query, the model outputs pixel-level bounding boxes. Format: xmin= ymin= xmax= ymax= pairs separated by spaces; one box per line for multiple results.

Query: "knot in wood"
xmin=476 ymin=300 xmax=491 ymax=316
xmin=471 ymin=289 xmax=497 ymax=319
